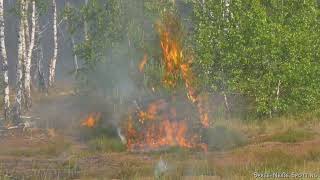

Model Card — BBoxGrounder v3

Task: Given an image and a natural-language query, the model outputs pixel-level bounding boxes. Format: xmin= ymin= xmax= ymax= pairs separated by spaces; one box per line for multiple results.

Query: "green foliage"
xmin=64 ymin=0 xmax=182 ymax=96
xmin=9 ymin=0 xmax=49 ymax=17
xmin=193 ymin=0 xmax=320 ymax=116
xmin=65 ymin=0 xmax=320 ymax=118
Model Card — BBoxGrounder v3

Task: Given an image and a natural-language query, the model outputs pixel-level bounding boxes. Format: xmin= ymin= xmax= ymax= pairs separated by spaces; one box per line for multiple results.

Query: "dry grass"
xmin=0 ymin=111 xmax=320 ymax=179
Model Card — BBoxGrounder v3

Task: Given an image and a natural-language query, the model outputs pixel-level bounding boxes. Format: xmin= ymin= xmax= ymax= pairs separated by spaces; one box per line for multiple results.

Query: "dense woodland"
xmin=0 ymin=0 xmax=320 ymax=126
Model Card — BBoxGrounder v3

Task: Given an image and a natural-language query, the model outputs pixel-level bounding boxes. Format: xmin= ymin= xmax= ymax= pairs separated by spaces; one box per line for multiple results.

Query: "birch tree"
xmin=66 ymin=1 xmax=79 ymax=75
xmin=222 ymin=0 xmax=230 ymax=113
xmin=71 ymin=36 xmax=78 ymax=75
xmin=48 ymin=0 xmax=57 ymax=87
xmin=194 ymin=0 xmax=320 ymax=116
xmin=0 ymin=0 xmax=10 ymax=122
xmin=35 ymin=19 xmax=46 ymax=92
xmin=13 ymin=0 xmax=26 ymax=124
xmin=24 ymin=0 xmax=36 ymax=109
xmin=84 ymin=0 xmax=88 ymax=41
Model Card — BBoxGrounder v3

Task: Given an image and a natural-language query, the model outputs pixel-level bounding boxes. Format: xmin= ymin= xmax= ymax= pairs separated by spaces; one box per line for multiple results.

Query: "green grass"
xmin=267 ymin=128 xmax=315 ymax=143
xmin=88 ymin=136 xmax=126 ymax=152
xmin=202 ymin=125 xmax=248 ymax=151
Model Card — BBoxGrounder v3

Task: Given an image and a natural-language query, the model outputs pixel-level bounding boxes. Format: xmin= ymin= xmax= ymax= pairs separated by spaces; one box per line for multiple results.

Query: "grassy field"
xmin=0 ymin=86 xmax=319 ymax=179
xmin=0 ymin=112 xmax=320 ymax=180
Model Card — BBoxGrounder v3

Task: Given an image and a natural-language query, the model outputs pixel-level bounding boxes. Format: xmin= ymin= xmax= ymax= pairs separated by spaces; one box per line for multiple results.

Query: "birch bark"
xmin=24 ymin=0 xmax=36 ymax=109
xmin=13 ymin=0 xmax=26 ymax=124
xmin=71 ymin=36 xmax=78 ymax=74
xmin=84 ymin=0 xmax=88 ymax=40
xmin=0 ymin=0 xmax=10 ymax=122
xmin=48 ymin=0 xmax=57 ymax=87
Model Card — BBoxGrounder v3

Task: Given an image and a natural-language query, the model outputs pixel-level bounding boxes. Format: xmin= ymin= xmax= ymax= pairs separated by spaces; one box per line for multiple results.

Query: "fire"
xmin=138 ymin=99 xmax=167 ymax=123
xmin=157 ymin=15 xmax=210 ymax=128
xmin=124 ymin=14 xmax=210 ymax=152
xmin=139 ymin=54 xmax=148 ymax=72
xmin=158 ymin=25 xmax=183 ymax=88
xmin=81 ymin=112 xmax=101 ymax=128
xmin=81 ymin=15 xmax=210 ymax=152
xmin=126 ymin=99 xmax=207 ymax=152
xmin=132 ymin=120 xmax=193 ymax=149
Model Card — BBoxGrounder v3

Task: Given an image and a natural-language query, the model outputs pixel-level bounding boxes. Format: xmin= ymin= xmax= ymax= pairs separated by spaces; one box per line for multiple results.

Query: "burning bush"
xmin=81 ymin=13 xmax=211 ymax=153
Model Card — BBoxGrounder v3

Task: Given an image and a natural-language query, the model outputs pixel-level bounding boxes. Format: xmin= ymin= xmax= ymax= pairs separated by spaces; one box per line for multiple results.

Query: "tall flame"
xmin=157 ymin=15 xmax=210 ymax=128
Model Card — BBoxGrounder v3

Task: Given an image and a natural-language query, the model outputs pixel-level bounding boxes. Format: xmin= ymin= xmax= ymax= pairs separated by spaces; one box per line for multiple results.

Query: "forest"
xmin=0 ymin=0 xmax=319 ymax=179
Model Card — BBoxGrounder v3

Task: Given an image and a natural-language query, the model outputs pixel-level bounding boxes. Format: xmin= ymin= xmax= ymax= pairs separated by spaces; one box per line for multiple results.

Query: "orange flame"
xmin=81 ymin=112 xmax=101 ymax=128
xmin=138 ymin=99 xmax=167 ymax=123
xmin=125 ymin=14 xmax=210 ymax=152
xmin=126 ymin=99 xmax=207 ymax=152
xmin=158 ymin=26 xmax=182 ymax=88
xmin=157 ymin=16 xmax=210 ymax=128
xmin=139 ymin=54 xmax=148 ymax=72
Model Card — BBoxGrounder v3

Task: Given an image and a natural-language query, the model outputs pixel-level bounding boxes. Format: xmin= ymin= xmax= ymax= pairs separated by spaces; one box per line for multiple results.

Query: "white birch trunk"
xmin=24 ymin=0 xmax=36 ymax=109
xmin=67 ymin=1 xmax=79 ymax=75
xmin=0 ymin=0 xmax=10 ymax=122
xmin=222 ymin=0 xmax=230 ymax=115
xmin=24 ymin=0 xmax=29 ymax=54
xmin=13 ymin=0 xmax=26 ymax=124
xmin=31 ymin=9 xmax=39 ymax=88
xmin=71 ymin=36 xmax=78 ymax=74
xmin=48 ymin=0 xmax=57 ymax=87
xmin=84 ymin=0 xmax=88 ymax=40
xmin=20 ymin=0 xmax=29 ymax=107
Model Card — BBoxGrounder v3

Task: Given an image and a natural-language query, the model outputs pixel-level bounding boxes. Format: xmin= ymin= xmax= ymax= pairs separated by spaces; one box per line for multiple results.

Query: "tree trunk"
xmin=13 ymin=0 xmax=26 ymax=124
xmin=84 ymin=0 xmax=88 ymax=40
xmin=31 ymin=6 xmax=39 ymax=89
xmin=222 ymin=0 xmax=231 ymax=116
xmin=66 ymin=1 xmax=78 ymax=76
xmin=24 ymin=0 xmax=36 ymax=109
xmin=24 ymin=0 xmax=29 ymax=57
xmin=0 ymin=0 xmax=10 ymax=122
xmin=33 ymin=4 xmax=46 ymax=92
xmin=48 ymin=0 xmax=57 ymax=87
xmin=71 ymin=36 xmax=78 ymax=75
xmin=38 ymin=45 xmax=46 ymax=92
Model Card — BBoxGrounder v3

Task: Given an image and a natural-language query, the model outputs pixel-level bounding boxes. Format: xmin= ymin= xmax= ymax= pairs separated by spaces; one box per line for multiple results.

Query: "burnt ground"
xmin=1 ymin=87 xmax=320 ymax=179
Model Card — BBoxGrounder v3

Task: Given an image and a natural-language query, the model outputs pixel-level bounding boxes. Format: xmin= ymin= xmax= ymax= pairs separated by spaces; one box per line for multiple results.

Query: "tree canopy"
xmin=64 ymin=0 xmax=320 ymax=119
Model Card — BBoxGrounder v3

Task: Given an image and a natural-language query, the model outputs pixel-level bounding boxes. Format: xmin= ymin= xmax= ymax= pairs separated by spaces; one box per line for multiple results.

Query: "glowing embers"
xmin=81 ymin=112 xmax=101 ymax=128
